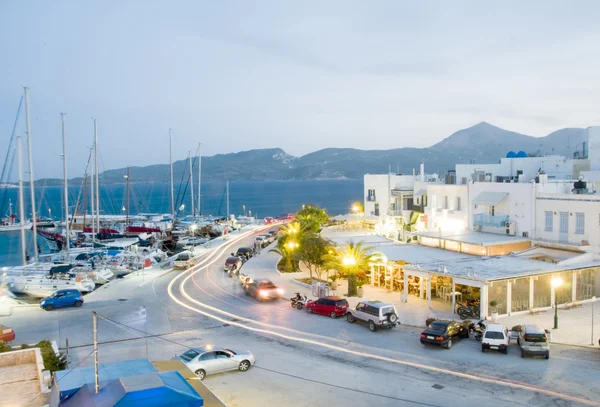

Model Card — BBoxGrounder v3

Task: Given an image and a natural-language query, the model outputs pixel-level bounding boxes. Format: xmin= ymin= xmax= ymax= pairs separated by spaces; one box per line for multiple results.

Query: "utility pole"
xmin=125 ymin=166 xmax=130 ymax=225
xmin=94 ymin=120 xmax=100 ymax=234
xmin=93 ymin=311 xmax=99 ymax=394
xmin=197 ymin=143 xmax=202 ymax=216
xmin=90 ymin=146 xmax=95 ymax=245
xmin=24 ymin=87 xmax=38 ymax=261
xmin=226 ymin=181 xmax=230 ymax=221
xmin=61 ymin=113 xmax=70 ymax=254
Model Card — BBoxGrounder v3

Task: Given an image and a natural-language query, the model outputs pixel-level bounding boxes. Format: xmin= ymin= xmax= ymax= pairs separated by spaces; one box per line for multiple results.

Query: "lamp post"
xmin=552 ymin=277 xmax=563 ymax=329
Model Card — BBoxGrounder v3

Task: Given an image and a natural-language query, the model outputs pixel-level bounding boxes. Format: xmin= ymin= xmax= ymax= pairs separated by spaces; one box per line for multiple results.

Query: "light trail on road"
xmin=167 ymin=227 xmax=600 ymax=407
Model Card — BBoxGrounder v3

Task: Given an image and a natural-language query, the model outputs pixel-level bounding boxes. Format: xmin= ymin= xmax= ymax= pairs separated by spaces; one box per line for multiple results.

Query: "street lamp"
xmin=352 ymin=205 xmax=359 ymax=213
xmin=286 ymin=241 xmax=299 ymax=250
xmin=551 ymin=277 xmax=563 ymax=329
xmin=342 ymin=255 xmax=356 ymax=267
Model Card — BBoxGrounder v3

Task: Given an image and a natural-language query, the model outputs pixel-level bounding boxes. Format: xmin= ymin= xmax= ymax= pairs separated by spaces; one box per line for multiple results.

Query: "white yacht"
xmin=4 ymin=264 xmax=95 ymax=297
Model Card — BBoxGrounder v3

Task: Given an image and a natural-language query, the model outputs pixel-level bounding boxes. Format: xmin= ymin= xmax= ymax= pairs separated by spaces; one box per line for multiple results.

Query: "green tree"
xmin=323 ymin=241 xmax=374 ymax=296
xmin=296 ymin=205 xmax=328 ymax=233
xmin=296 ymin=232 xmax=329 ymax=281
xmin=270 ymin=221 xmax=303 ymax=272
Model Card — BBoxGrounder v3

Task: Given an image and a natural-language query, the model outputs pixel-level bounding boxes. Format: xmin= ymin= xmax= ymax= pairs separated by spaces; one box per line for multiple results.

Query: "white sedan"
xmin=173 ymin=345 xmax=256 ymax=380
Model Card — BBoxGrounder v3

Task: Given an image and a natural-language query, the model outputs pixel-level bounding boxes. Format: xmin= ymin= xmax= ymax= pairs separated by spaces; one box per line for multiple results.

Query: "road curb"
xmin=290 ymin=279 xmax=312 ymax=289
xmin=0 ymin=303 xmax=39 ymax=317
xmin=549 ymin=341 xmax=598 ymax=349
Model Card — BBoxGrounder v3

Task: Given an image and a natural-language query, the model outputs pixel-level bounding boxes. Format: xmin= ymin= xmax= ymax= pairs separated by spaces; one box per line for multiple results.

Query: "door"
xmin=312 ymin=299 xmax=325 ymax=315
xmin=559 ymin=212 xmax=569 ymax=242
xmin=198 ymin=352 xmax=220 ymax=374
xmin=324 ymin=299 xmax=336 ymax=315
xmin=54 ymin=292 xmax=67 ymax=308
xmin=214 ymin=350 xmax=238 ymax=372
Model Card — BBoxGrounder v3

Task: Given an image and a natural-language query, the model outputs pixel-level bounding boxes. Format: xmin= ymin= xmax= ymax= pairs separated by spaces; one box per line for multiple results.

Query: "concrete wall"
xmin=456 ymin=156 xmax=574 ymax=184
xmin=364 ymin=174 xmax=415 ymax=219
xmin=0 ymin=348 xmax=45 ymax=393
xmin=535 ymin=193 xmax=600 ymax=249
xmin=423 ymin=184 xmax=469 ymax=232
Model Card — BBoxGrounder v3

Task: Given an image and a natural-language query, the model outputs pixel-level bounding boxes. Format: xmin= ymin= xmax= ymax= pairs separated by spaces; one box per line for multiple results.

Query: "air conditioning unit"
xmin=475 ymin=225 xmax=483 ymax=232
xmin=505 ymin=221 xmax=516 ymax=236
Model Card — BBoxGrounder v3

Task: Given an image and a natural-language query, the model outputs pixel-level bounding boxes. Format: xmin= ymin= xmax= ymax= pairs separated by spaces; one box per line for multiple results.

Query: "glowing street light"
xmin=286 ymin=241 xmax=299 ymax=250
xmin=342 ymin=255 xmax=356 ymax=267
xmin=352 ymin=205 xmax=359 ymax=213
xmin=190 ymin=224 xmax=198 ymax=232
xmin=552 ymin=277 xmax=563 ymax=329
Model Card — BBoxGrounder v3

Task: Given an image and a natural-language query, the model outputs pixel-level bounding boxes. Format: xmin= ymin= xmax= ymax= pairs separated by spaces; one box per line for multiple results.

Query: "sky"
xmin=1 ymin=1 xmax=600 ymax=179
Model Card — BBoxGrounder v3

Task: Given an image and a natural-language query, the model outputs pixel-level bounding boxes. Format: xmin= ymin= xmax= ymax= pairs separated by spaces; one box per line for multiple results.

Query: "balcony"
xmin=473 ymin=213 xmax=509 ymax=228
xmin=366 ymin=196 xmax=377 ymax=202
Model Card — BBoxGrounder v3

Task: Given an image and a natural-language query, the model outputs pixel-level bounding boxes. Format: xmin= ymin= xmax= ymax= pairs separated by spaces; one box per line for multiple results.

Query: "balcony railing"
xmin=366 ymin=196 xmax=377 ymax=202
xmin=473 ymin=213 xmax=509 ymax=227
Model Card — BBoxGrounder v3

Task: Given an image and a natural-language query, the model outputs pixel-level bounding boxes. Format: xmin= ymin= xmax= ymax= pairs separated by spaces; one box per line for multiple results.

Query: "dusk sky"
xmin=1 ymin=1 xmax=600 ymax=179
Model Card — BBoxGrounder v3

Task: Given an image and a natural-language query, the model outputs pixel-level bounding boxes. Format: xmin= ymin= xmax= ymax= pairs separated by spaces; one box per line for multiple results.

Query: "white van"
xmin=481 ymin=323 xmax=509 ymax=354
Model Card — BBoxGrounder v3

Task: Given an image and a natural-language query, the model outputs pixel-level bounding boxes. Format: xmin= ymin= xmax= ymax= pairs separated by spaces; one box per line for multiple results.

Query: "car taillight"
xmin=379 ymin=320 xmax=382 ymax=324
xmin=420 ymin=333 xmax=426 ymax=339
xmin=436 ymin=336 xmax=444 ymax=341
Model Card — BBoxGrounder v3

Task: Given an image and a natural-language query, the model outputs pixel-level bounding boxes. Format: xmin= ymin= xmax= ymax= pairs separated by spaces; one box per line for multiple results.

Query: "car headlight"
xmin=40 ymin=300 xmax=45 ymax=305
xmin=259 ymin=290 xmax=269 ymax=297
xmin=276 ymin=288 xmax=284 ymax=295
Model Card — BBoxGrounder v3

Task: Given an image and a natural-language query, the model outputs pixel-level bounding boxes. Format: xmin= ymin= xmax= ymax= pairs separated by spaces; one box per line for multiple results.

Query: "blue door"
xmin=54 ymin=292 xmax=68 ymax=307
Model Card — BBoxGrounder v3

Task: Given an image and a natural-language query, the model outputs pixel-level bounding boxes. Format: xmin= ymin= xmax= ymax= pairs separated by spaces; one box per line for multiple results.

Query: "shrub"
xmin=425 ymin=317 xmax=438 ymax=326
xmin=36 ymin=340 xmax=67 ymax=372
xmin=511 ymin=325 xmax=523 ymax=333
xmin=20 ymin=344 xmax=30 ymax=350
xmin=0 ymin=340 xmax=12 ymax=353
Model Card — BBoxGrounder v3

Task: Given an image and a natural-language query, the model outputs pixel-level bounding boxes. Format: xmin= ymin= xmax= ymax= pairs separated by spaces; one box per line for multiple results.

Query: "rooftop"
xmin=416 ymin=230 xmax=531 ymax=246
xmin=0 ymin=349 xmax=46 ymax=407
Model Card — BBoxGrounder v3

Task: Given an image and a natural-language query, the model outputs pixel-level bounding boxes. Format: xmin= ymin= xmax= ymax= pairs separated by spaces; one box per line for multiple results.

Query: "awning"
xmin=472 ymin=191 xmax=508 ymax=205
xmin=414 ymin=189 xmax=427 ymax=197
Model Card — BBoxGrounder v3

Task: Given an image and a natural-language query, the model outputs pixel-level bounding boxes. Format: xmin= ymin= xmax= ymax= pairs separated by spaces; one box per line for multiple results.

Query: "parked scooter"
xmin=456 ymin=299 xmax=481 ymax=320
xmin=468 ymin=320 xmax=486 ymax=341
xmin=290 ymin=293 xmax=308 ymax=310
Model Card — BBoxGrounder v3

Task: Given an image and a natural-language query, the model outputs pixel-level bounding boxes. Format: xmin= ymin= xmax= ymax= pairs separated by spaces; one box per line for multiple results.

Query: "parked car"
xmin=224 ymin=256 xmax=242 ymax=273
xmin=420 ymin=320 xmax=469 ymax=349
xmin=267 ymin=230 xmax=278 ymax=240
xmin=0 ymin=324 xmax=15 ymax=342
xmin=236 ymin=247 xmax=253 ymax=260
xmin=345 ymin=300 xmax=399 ymax=332
xmin=39 ymin=289 xmax=83 ymax=311
xmin=261 ymin=234 xmax=275 ymax=244
xmin=516 ymin=324 xmax=550 ymax=359
xmin=306 ymin=296 xmax=349 ymax=318
xmin=481 ymin=323 xmax=509 ymax=354
xmin=244 ymin=278 xmax=284 ymax=301
xmin=264 ymin=217 xmax=275 ymax=225
xmin=255 ymin=236 xmax=268 ymax=248
xmin=172 ymin=345 xmax=255 ymax=381
xmin=174 ymin=251 xmax=195 ymax=270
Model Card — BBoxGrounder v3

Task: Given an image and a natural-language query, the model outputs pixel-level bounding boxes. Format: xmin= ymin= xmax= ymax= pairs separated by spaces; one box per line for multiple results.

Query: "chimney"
xmin=420 ymin=162 xmax=425 ymax=182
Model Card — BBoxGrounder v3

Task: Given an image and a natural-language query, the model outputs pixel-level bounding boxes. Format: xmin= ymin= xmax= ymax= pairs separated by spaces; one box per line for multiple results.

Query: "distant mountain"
xmin=37 ymin=123 xmax=588 ymax=185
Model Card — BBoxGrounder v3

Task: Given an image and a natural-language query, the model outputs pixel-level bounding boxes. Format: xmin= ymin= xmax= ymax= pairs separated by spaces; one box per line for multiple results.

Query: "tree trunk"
xmin=347 ymin=273 xmax=358 ymax=297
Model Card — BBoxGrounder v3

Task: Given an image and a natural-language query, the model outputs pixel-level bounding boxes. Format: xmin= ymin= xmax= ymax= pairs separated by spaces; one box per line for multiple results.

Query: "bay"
xmin=0 ymin=180 xmax=363 ymax=266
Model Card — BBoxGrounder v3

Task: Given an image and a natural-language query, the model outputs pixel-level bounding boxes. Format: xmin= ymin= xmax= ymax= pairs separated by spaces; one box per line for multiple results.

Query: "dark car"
xmin=236 ymin=247 xmax=253 ymax=259
xmin=420 ymin=320 xmax=469 ymax=349
xmin=40 ymin=289 xmax=84 ymax=311
xmin=224 ymin=256 xmax=242 ymax=273
xmin=244 ymin=278 xmax=283 ymax=301
xmin=306 ymin=296 xmax=349 ymax=318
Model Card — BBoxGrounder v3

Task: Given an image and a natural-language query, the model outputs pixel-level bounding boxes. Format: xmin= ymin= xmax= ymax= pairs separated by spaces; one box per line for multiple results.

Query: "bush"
xmin=0 ymin=340 xmax=12 ymax=353
xmin=20 ymin=344 xmax=30 ymax=349
xmin=36 ymin=340 xmax=67 ymax=372
xmin=425 ymin=317 xmax=438 ymax=326
xmin=511 ymin=325 xmax=523 ymax=333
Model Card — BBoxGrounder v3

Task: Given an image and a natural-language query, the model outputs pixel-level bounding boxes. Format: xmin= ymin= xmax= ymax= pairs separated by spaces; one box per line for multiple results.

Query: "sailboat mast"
xmin=169 ymin=129 xmax=174 ymax=216
xmin=197 ymin=143 xmax=201 ymax=216
xmin=61 ymin=113 xmax=70 ymax=254
xmin=226 ymin=180 xmax=230 ymax=220
xmin=189 ymin=151 xmax=194 ymax=216
xmin=94 ymin=119 xmax=100 ymax=234
xmin=90 ymin=145 xmax=95 ymax=245
xmin=125 ymin=166 xmax=130 ymax=224
xmin=24 ymin=87 xmax=38 ymax=261
xmin=17 ymin=136 xmax=27 ymax=265
xmin=82 ymin=174 xmax=88 ymax=231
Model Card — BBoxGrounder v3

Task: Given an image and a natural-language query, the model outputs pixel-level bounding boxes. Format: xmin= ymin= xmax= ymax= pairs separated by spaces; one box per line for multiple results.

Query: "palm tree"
xmin=270 ymin=221 xmax=304 ymax=272
xmin=324 ymin=241 xmax=374 ymax=296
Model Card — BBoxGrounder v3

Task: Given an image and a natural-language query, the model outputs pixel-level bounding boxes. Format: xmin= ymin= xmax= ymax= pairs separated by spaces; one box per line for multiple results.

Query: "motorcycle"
xmin=468 ymin=320 xmax=486 ymax=341
xmin=290 ymin=293 xmax=308 ymax=310
xmin=456 ymin=302 xmax=480 ymax=320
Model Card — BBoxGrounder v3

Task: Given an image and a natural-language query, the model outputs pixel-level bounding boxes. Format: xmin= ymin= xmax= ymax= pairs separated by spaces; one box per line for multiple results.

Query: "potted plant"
xmin=356 ymin=277 xmax=368 ymax=298
xmin=489 ymin=300 xmax=499 ymax=321
xmin=329 ymin=273 xmax=339 ymax=290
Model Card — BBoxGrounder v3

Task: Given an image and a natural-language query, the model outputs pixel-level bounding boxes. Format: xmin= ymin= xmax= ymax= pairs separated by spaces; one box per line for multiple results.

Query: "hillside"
xmin=37 ymin=123 xmax=587 ymax=185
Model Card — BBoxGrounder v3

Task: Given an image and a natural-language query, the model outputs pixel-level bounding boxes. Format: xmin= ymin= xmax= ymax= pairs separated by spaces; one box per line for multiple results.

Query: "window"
xmin=367 ymin=189 xmax=376 ymax=201
xmin=456 ymin=197 xmax=461 ymax=211
xmin=559 ymin=212 xmax=569 ymax=234
xmin=444 ymin=196 xmax=448 ymax=209
xmin=575 ymin=213 xmax=585 ymax=234
xmin=484 ymin=331 xmax=505 ymax=340
xmin=181 ymin=350 xmax=199 ymax=362
xmin=491 ymin=206 xmax=495 ymax=216
xmin=336 ymin=299 xmax=348 ymax=307
xmin=544 ymin=211 xmax=553 ymax=232
xmin=374 ymin=203 xmax=379 ymax=216
xmin=199 ymin=352 xmax=216 ymax=361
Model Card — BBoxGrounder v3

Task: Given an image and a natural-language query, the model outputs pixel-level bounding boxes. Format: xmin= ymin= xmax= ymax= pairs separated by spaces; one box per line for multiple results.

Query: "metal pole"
xmin=554 ymin=299 xmax=558 ymax=329
xmin=94 ymin=120 xmax=100 ymax=234
xmin=169 ymin=129 xmax=174 ymax=216
xmin=65 ymin=338 xmax=69 ymax=368
xmin=61 ymin=113 xmax=70 ymax=254
xmin=226 ymin=181 xmax=230 ymax=220
xmin=197 ymin=143 xmax=201 ymax=216
xmin=592 ymin=297 xmax=596 ymax=346
xmin=24 ymin=87 xmax=38 ymax=261
xmin=17 ymin=136 xmax=27 ymax=265
xmin=125 ymin=166 xmax=130 ymax=225
xmin=90 ymin=146 xmax=95 ymax=245
xmin=93 ymin=311 xmax=99 ymax=394
xmin=189 ymin=151 xmax=194 ymax=216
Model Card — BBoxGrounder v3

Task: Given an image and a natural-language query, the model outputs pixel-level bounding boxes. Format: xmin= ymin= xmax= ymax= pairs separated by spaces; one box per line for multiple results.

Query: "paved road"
xmin=2 ymin=227 xmax=600 ymax=407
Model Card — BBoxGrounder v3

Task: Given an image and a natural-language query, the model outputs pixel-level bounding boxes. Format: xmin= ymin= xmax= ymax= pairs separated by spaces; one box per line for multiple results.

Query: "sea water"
xmin=0 ymin=180 xmax=363 ymax=266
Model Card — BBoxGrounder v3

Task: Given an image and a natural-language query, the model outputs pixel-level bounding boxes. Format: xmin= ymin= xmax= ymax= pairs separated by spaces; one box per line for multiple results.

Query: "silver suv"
xmin=517 ymin=324 xmax=550 ymax=359
xmin=345 ymin=300 xmax=400 ymax=332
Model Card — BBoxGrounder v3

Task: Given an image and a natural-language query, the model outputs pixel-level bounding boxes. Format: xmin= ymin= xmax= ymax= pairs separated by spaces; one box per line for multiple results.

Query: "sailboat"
xmin=0 ymin=200 xmax=32 ymax=231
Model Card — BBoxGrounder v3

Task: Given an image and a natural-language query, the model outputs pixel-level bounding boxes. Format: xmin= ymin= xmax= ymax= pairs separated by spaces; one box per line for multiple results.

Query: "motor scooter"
xmin=468 ymin=320 xmax=486 ymax=341
xmin=290 ymin=293 xmax=308 ymax=310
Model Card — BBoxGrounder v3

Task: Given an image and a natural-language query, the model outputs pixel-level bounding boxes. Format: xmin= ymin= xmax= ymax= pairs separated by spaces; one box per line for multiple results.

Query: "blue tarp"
xmin=55 ymin=358 xmax=157 ymax=398
xmin=60 ymin=371 xmax=203 ymax=407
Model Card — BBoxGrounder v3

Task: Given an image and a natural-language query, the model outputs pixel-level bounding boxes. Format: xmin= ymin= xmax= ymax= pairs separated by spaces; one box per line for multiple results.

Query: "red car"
xmin=263 ymin=217 xmax=274 ymax=225
xmin=0 ymin=324 xmax=15 ymax=342
xmin=306 ymin=296 xmax=349 ymax=318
